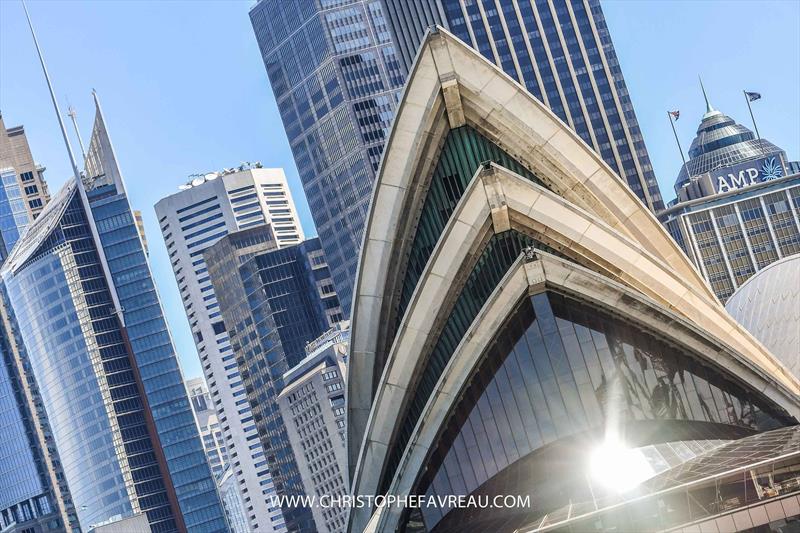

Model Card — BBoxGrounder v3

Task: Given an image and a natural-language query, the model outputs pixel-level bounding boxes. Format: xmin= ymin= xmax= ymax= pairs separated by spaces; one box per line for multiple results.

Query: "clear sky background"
xmin=1 ymin=0 xmax=798 ymax=379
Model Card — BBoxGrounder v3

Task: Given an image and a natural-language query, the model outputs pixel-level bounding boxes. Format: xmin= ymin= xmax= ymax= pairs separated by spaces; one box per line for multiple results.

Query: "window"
xmin=20 ymin=171 xmax=34 ymax=182
xmin=24 ymin=185 xmax=38 ymax=195
xmin=28 ymin=198 xmax=43 ymax=209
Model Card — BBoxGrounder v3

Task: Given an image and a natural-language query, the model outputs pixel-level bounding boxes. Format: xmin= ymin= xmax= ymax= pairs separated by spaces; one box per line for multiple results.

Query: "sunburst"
xmin=760 ymin=157 xmax=783 ymax=181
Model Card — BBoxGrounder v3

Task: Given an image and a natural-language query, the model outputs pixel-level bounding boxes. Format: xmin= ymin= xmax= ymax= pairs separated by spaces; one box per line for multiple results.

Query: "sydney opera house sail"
xmin=346 ymin=28 xmax=800 ymax=533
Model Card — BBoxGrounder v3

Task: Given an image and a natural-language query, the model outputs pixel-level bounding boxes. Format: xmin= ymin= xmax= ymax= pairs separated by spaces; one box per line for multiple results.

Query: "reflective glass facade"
xmin=249 ymin=0 xmax=405 ymax=316
xmin=0 ymin=168 xmax=30 ymax=260
xmin=3 ymin=182 xmax=228 ymax=532
xmin=205 ymin=228 xmax=342 ymax=532
xmin=88 ymin=186 xmax=228 ymax=532
xmin=526 ymin=426 xmax=800 ymax=533
xmin=381 ymin=0 xmax=664 ymax=211
xmin=0 ymin=300 xmax=54 ymax=530
xmin=403 ymin=291 xmax=790 ymax=531
xmin=2 ymin=100 xmax=228 ymax=532
xmin=4 ymin=188 xmax=150 ymax=530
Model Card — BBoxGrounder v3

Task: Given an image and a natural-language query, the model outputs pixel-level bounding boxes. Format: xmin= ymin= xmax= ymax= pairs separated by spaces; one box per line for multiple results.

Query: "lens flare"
xmin=590 ymin=438 xmax=654 ymax=493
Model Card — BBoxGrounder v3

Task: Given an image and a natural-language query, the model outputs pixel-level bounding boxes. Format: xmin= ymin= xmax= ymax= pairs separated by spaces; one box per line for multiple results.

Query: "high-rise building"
xmin=185 ymin=378 xmax=251 ymax=533
xmin=133 ymin=209 xmax=148 ymax=255
xmin=0 ymin=113 xmax=77 ymax=533
xmin=382 ymin=0 xmax=664 ymax=211
xmin=658 ymin=99 xmax=799 ymax=302
xmin=0 ymin=114 xmax=51 ymax=260
xmin=203 ymin=226 xmax=343 ymax=532
xmin=1 ymin=95 xmax=229 ymax=533
xmin=0 ymin=289 xmax=76 ymax=533
xmin=249 ymin=0 xmax=406 ymax=316
xmin=346 ymin=31 xmax=799 ymax=532
xmin=216 ymin=468 xmax=249 ymax=533
xmin=186 ymin=377 xmax=229 ymax=480
xmin=154 ymin=166 xmax=300 ymax=533
xmin=277 ymin=324 xmax=350 ymax=533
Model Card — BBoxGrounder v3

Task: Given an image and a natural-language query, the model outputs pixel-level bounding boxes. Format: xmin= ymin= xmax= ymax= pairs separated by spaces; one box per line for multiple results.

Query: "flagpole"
xmin=668 ymin=112 xmax=687 ymax=167
xmin=744 ymin=90 xmax=763 ymax=154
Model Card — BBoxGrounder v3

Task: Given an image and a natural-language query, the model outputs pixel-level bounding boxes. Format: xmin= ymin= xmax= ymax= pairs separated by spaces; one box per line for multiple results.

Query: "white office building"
xmin=155 ymin=165 xmax=303 ymax=532
xmin=277 ymin=324 xmax=349 ymax=533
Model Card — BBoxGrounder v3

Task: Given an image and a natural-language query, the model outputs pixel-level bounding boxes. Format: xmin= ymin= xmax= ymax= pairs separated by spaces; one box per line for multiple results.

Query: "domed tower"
xmin=674 ymin=83 xmax=786 ymax=197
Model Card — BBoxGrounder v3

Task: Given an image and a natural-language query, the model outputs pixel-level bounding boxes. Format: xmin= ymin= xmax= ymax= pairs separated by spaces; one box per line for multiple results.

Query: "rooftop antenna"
xmin=699 ymin=76 xmax=715 ymax=114
xmin=67 ymin=105 xmax=87 ymax=161
xmin=22 ymin=0 xmax=125 ymax=323
xmin=21 ymin=0 xmax=81 ymax=182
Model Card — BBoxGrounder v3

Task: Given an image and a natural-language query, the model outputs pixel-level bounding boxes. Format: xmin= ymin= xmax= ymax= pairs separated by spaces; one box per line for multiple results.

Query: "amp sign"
xmin=712 ymin=154 xmax=786 ymax=194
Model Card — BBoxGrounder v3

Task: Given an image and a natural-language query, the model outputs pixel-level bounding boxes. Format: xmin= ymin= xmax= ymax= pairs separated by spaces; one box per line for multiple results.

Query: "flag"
xmin=745 ymin=91 xmax=761 ymax=102
xmin=669 ymin=110 xmax=680 ymax=121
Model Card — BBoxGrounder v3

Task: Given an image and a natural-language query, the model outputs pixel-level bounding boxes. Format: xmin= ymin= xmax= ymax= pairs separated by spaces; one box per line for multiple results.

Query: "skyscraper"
xmin=276 ymin=324 xmax=350 ymax=533
xmin=203 ymin=226 xmax=342 ymax=532
xmin=186 ymin=377 xmax=251 ymax=533
xmin=381 ymin=0 xmax=664 ymax=211
xmin=0 ymin=114 xmax=51 ymax=259
xmin=155 ymin=167 xmax=301 ymax=533
xmin=1 ymin=95 xmax=228 ymax=533
xmin=249 ymin=0 xmax=405 ymax=315
xmin=659 ymin=99 xmax=799 ymax=301
xmin=0 ymin=277 xmax=75 ymax=533
xmin=186 ymin=377 xmax=229 ymax=480
xmin=0 ymin=113 xmax=77 ymax=533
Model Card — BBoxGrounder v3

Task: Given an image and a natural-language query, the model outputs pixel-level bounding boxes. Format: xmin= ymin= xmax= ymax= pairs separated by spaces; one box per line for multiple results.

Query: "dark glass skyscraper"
xmin=204 ymin=227 xmax=342 ymax=532
xmin=381 ymin=0 xmax=664 ymax=212
xmin=1 ymin=96 xmax=228 ymax=533
xmin=249 ymin=0 xmax=405 ymax=316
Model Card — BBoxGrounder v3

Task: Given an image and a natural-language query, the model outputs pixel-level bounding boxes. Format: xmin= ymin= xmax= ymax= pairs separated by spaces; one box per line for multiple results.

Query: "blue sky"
xmin=1 ymin=0 xmax=798 ymax=379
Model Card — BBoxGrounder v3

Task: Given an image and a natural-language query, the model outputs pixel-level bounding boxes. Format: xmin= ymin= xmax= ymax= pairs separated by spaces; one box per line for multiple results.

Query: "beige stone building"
xmin=0 ymin=113 xmax=50 ymax=223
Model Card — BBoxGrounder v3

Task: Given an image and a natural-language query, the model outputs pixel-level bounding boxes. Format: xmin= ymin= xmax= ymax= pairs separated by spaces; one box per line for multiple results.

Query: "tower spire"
xmin=699 ymin=76 xmax=715 ymax=114
xmin=22 ymin=0 xmax=82 ymax=182
xmin=67 ymin=105 xmax=87 ymax=161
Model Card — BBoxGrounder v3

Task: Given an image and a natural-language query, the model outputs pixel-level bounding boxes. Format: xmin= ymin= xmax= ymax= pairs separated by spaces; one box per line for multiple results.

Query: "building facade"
xmin=0 ymin=291 xmax=75 ymax=532
xmin=186 ymin=377 xmax=229 ymax=480
xmin=155 ymin=167 xmax=303 ymax=533
xmin=217 ymin=468 xmax=249 ymax=533
xmin=382 ymin=0 xmax=664 ymax=213
xmin=277 ymin=324 xmax=350 ymax=533
xmin=1 ymin=96 xmax=228 ymax=533
xmin=0 ymin=113 xmax=77 ymax=532
xmin=345 ymin=31 xmax=799 ymax=532
xmin=0 ymin=114 xmax=50 ymax=230
xmin=249 ymin=0 xmax=405 ymax=315
xmin=659 ymin=102 xmax=799 ymax=302
xmin=204 ymin=227 xmax=343 ymax=532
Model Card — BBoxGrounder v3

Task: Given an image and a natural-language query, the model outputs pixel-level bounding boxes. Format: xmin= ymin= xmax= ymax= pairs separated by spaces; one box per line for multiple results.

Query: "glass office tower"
xmin=0 ymin=113 xmax=76 ymax=532
xmin=1 ymin=95 xmax=228 ymax=533
xmin=381 ymin=0 xmax=664 ymax=212
xmin=249 ymin=0 xmax=405 ymax=316
xmin=204 ymin=227 xmax=343 ymax=532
